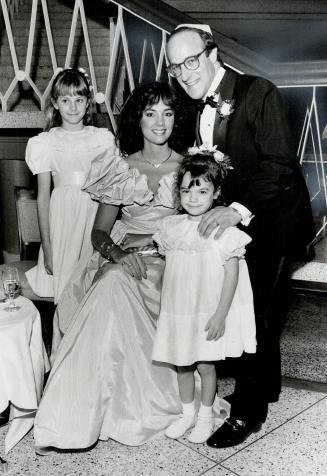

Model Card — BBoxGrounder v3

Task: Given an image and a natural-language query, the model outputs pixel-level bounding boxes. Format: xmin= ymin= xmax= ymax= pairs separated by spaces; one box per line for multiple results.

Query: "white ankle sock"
xmin=182 ymin=401 xmax=196 ymax=415
xmin=198 ymin=403 xmax=214 ymax=418
xmin=165 ymin=401 xmax=196 ymax=439
xmin=188 ymin=404 xmax=214 ymax=444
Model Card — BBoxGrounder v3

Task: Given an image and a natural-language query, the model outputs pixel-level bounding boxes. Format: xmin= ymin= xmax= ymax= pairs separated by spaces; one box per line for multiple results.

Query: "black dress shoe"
xmin=206 ymin=417 xmax=262 ymax=448
xmin=223 ymin=393 xmax=234 ymax=405
xmin=222 ymin=395 xmax=269 ymax=424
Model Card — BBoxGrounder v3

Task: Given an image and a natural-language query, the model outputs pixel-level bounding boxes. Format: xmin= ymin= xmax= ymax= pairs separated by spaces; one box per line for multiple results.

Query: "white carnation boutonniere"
xmin=217 ymin=99 xmax=235 ymax=119
xmin=204 ymin=93 xmax=235 ymax=119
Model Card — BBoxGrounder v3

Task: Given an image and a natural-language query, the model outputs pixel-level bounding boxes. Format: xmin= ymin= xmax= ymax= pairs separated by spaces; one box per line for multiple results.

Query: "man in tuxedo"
xmin=166 ymin=25 xmax=315 ymax=448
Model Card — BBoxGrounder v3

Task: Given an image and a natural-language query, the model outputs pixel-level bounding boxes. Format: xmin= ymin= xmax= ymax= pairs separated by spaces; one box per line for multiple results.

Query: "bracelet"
xmin=99 ymin=240 xmax=116 ymax=259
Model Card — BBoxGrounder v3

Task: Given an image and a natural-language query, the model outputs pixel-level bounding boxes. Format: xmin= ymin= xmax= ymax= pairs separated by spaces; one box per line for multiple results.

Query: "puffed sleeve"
xmin=152 ymin=216 xmax=174 ymax=255
xmin=217 ymin=227 xmax=252 ymax=262
xmin=25 ymin=133 xmax=52 ymax=174
xmin=94 ymin=127 xmax=117 ymax=150
xmin=83 ymin=149 xmax=153 ymax=206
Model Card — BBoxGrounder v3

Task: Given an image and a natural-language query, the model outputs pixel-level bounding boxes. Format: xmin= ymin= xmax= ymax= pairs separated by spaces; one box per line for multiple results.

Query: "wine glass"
xmin=1 ymin=266 xmax=21 ymax=312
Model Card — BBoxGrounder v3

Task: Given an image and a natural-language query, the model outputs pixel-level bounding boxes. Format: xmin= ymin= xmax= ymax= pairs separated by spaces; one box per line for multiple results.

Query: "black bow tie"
xmin=197 ymin=95 xmax=219 ymax=112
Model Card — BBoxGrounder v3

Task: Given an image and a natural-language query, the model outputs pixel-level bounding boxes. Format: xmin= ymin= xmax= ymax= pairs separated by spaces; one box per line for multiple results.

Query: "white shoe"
xmin=188 ymin=416 xmax=215 ymax=444
xmin=165 ymin=413 xmax=196 ymax=439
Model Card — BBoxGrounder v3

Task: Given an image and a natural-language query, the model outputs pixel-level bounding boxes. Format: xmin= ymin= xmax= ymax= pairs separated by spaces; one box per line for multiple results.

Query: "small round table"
xmin=0 ymin=296 xmax=50 ymax=453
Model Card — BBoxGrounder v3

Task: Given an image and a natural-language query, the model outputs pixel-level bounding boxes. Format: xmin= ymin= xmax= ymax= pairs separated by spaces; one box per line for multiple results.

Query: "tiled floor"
xmin=313 ymin=229 xmax=327 ymax=263
xmin=1 ymin=237 xmax=327 ymax=475
xmin=0 ymin=385 xmax=326 ymax=475
xmin=281 ymin=293 xmax=327 ymax=384
xmin=291 ymin=228 xmax=327 ymax=286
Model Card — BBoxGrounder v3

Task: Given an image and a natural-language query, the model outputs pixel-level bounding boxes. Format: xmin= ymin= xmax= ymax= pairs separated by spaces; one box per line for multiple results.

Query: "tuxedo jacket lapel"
xmin=195 ymin=111 xmax=202 ymax=146
xmin=212 ymin=69 xmax=238 ymax=152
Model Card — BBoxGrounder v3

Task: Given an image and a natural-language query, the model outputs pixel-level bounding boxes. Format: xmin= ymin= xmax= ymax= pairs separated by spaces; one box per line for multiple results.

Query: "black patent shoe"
xmin=223 ymin=393 xmax=234 ymax=405
xmin=206 ymin=417 xmax=262 ymax=448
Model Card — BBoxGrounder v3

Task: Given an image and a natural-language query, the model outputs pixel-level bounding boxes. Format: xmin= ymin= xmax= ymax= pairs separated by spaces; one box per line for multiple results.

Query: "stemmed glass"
xmin=1 ymin=266 xmax=21 ymax=312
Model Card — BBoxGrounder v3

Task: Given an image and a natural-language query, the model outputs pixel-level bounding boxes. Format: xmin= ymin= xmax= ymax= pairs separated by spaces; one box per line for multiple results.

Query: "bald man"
xmin=166 ymin=25 xmax=315 ymax=448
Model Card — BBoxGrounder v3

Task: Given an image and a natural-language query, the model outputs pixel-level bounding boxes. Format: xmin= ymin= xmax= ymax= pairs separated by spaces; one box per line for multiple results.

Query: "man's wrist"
xmin=229 ymin=202 xmax=253 ymax=226
xmin=229 ymin=206 xmax=242 ymax=221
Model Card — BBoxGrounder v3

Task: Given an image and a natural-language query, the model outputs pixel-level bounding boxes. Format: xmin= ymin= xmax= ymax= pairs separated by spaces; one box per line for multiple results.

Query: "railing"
xmin=296 ymin=86 xmax=327 ymax=224
xmin=0 ymin=0 xmax=327 ymax=223
xmin=2 ymin=0 xmax=327 ymax=115
xmin=0 ymin=0 xmax=177 ymax=131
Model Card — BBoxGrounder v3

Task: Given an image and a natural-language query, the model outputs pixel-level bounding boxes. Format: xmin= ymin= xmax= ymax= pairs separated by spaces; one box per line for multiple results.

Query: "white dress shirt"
xmin=200 ymin=67 xmax=226 ymax=146
xmin=199 ymin=68 xmax=253 ymax=226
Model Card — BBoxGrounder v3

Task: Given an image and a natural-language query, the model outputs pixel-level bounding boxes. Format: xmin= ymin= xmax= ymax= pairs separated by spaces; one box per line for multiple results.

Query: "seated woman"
xmin=34 ymin=82 xmax=229 ymax=454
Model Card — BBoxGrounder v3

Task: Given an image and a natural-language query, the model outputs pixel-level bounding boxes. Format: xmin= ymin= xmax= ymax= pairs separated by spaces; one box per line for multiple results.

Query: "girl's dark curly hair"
xmin=116 ymin=82 xmax=191 ymax=155
xmin=44 ymin=68 xmax=93 ymax=131
xmin=174 ymin=153 xmax=228 ymax=210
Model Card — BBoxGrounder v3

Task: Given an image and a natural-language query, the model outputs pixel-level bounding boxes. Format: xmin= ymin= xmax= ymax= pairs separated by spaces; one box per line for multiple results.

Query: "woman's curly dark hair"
xmin=116 ymin=82 xmax=191 ymax=155
xmin=174 ymin=153 xmax=228 ymax=210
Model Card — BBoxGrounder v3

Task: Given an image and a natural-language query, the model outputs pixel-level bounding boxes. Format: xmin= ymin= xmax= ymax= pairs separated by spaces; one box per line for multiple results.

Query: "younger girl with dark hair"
xmin=25 ymin=68 xmax=116 ymax=303
xmin=152 ymin=146 xmax=256 ymax=444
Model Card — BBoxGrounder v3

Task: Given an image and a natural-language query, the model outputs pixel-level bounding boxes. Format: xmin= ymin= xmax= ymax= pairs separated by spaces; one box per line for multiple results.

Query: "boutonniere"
xmin=215 ymin=96 xmax=235 ymax=119
xmin=206 ymin=94 xmax=235 ymax=119
xmin=218 ymin=99 xmax=235 ymax=118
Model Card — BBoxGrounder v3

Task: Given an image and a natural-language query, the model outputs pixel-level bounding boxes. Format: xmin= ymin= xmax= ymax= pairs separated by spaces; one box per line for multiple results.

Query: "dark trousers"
xmin=228 ymin=246 xmax=292 ymax=422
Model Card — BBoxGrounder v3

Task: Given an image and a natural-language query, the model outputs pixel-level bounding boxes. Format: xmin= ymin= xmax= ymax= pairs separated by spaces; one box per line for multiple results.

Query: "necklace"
xmin=140 ymin=149 xmax=173 ymax=168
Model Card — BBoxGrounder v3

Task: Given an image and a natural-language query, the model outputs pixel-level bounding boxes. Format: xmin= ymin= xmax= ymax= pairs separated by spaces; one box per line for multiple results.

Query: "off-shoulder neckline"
xmin=131 ymin=166 xmax=175 ymax=197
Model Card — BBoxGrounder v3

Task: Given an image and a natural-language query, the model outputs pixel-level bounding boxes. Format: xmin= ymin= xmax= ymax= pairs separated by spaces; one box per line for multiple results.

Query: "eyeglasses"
xmin=166 ymin=48 xmax=208 ymax=78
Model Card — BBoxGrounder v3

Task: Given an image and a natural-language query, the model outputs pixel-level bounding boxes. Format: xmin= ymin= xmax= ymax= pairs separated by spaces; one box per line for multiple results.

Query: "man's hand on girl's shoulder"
xmin=198 ymin=206 xmax=242 ymax=239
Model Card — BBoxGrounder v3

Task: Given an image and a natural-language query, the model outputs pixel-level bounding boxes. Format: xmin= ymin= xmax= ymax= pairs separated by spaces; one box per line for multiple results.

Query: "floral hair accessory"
xmin=187 ymin=144 xmax=233 ymax=177
xmin=77 ymin=67 xmax=93 ymax=91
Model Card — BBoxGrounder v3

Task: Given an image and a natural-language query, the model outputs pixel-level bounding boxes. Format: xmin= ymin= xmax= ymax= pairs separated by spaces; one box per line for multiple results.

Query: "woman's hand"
xmin=204 ymin=312 xmax=226 ymax=341
xmin=111 ymin=246 xmax=147 ymax=280
xmin=120 ymin=233 xmax=154 ymax=250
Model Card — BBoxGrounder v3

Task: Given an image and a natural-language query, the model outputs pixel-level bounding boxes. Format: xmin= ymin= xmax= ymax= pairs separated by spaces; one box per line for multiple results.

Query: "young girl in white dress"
xmin=25 ymin=68 xmax=116 ymax=303
xmin=152 ymin=147 xmax=256 ymax=444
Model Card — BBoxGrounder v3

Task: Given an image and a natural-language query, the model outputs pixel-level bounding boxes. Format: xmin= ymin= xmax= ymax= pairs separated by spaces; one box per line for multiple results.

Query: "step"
xmin=0 ymin=72 xmax=112 ymax=97
xmin=0 ymin=52 xmax=111 ymax=67
xmin=290 ymin=229 xmax=327 ymax=292
xmin=1 ymin=30 xmax=110 ymax=44
xmin=7 ymin=17 xmax=113 ymax=29
xmin=291 ymin=261 xmax=327 ymax=291
xmin=6 ymin=25 xmax=113 ymax=39
xmin=0 ymin=45 xmax=111 ymax=65
xmin=0 ymin=62 xmax=112 ymax=75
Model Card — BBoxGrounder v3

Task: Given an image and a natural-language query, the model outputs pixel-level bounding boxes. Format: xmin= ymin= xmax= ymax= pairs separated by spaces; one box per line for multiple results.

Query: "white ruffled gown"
xmin=25 ymin=126 xmax=116 ymax=304
xmin=34 ymin=154 xmax=229 ymax=450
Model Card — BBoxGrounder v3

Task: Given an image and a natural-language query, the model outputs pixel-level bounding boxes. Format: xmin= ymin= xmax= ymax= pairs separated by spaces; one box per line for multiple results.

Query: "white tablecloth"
xmin=0 ymin=296 xmax=50 ymax=453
